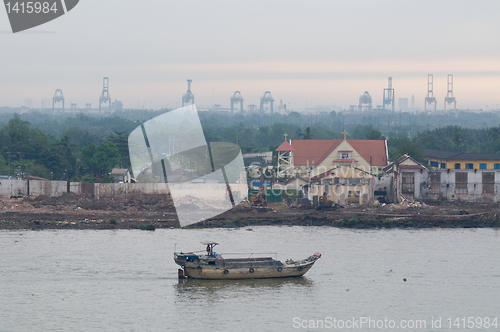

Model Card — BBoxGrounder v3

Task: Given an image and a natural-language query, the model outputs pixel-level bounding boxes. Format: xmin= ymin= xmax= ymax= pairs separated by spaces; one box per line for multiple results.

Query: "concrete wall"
xmin=27 ymin=180 xmax=81 ymax=197
xmin=0 ymin=180 xmax=247 ymax=203
xmin=0 ymin=179 xmax=26 ymax=198
xmin=3 ymin=170 xmax=499 ymax=203
xmin=383 ymin=169 xmax=500 ymax=203
xmin=418 ymin=169 xmax=500 ymax=202
xmin=0 ymin=180 xmax=171 ymax=199
xmin=374 ymin=174 xmax=393 ymax=202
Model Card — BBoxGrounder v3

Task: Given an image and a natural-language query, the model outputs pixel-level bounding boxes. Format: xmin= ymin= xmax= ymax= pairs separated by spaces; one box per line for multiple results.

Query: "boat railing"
xmin=175 ymin=250 xmax=206 ymax=255
xmin=220 ymin=252 xmax=278 ymax=260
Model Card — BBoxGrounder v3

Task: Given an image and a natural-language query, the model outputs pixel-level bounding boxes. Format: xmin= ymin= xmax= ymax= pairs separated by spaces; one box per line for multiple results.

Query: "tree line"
xmin=1 ymin=111 xmax=500 ymax=182
xmin=0 ymin=114 xmax=130 ymax=182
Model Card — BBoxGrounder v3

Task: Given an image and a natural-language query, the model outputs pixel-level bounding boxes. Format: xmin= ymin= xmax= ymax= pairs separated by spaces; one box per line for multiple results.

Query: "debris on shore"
xmin=0 ymin=194 xmax=499 ymax=230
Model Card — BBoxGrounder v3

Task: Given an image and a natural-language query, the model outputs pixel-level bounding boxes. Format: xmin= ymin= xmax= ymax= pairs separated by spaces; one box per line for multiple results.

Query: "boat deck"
xmin=223 ymin=257 xmax=273 ymax=262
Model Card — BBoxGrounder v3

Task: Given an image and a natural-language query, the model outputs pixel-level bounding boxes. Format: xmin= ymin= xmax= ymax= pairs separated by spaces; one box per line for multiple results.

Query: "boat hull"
xmin=174 ymin=250 xmax=321 ymax=280
xmin=181 ymin=262 xmax=315 ymax=280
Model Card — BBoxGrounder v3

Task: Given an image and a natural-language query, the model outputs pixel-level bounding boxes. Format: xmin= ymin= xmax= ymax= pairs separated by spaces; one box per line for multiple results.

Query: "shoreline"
xmin=1 ymin=194 xmax=499 ymax=230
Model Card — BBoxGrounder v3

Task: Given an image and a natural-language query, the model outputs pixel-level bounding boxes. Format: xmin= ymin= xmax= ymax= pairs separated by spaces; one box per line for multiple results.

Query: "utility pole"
xmin=7 ymin=152 xmax=10 ymax=179
xmin=18 ymin=152 xmax=22 ymax=178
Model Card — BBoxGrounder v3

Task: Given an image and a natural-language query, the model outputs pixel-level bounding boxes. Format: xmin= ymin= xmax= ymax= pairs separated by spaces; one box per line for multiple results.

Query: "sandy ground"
xmin=0 ymin=193 xmax=499 ymax=230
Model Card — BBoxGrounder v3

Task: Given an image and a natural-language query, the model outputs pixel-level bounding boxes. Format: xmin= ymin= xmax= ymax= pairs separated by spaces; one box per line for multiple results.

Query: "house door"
xmin=401 ymin=172 xmax=415 ymax=195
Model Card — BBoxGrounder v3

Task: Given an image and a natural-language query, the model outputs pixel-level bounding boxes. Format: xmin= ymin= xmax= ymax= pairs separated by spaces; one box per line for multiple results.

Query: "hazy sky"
xmin=1 ymin=0 xmax=500 ymax=111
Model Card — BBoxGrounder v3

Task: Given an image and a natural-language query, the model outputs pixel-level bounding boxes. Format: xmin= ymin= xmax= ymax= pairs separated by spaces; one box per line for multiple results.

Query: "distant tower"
xmin=182 ymin=79 xmax=195 ymax=107
xmin=52 ymin=89 xmax=65 ymax=110
xmin=230 ymin=91 xmax=244 ymax=113
xmin=99 ymin=77 xmax=111 ymax=112
xmin=444 ymin=74 xmax=456 ymax=114
xmin=358 ymin=91 xmax=372 ymax=112
xmin=383 ymin=77 xmax=395 ymax=112
xmin=425 ymin=74 xmax=437 ymax=114
xmin=411 ymin=94 xmax=415 ymax=110
xmin=260 ymin=91 xmax=274 ymax=114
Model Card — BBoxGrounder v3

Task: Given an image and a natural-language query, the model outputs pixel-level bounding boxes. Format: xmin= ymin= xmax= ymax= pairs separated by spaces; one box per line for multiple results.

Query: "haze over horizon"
xmin=1 ymin=1 xmax=500 ymax=111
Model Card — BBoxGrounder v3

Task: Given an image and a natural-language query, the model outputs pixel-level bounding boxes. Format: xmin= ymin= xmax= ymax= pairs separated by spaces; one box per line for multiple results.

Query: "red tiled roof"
xmin=276 ymin=141 xmax=295 ymax=151
xmin=288 ymin=139 xmax=342 ymax=165
xmin=349 ymin=140 xmax=388 ymax=166
xmin=289 ymin=139 xmax=387 ymax=167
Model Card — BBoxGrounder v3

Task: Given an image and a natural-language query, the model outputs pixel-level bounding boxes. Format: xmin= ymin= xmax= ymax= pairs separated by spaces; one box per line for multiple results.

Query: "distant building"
xmin=381 ymin=154 xmax=427 ymax=202
xmin=273 ymin=175 xmax=309 ymax=191
xmin=110 ymin=168 xmax=131 ymax=183
xmin=112 ymin=100 xmax=123 ymax=111
xmin=398 ymin=98 xmax=408 ymax=111
xmin=309 ymin=166 xmax=374 ymax=205
xmin=375 ymin=156 xmax=500 ymax=203
xmin=243 ymin=152 xmax=273 ymax=167
xmin=425 ymin=149 xmax=500 ymax=170
xmin=24 ymin=98 xmax=33 ymax=108
xmin=41 ymin=98 xmax=51 ymax=109
xmin=383 ymin=154 xmax=427 ymax=173
xmin=276 ymin=134 xmax=388 ymax=178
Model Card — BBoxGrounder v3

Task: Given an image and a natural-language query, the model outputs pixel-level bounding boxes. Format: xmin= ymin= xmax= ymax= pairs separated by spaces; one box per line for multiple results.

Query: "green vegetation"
xmin=347 ymin=218 xmax=359 ymax=227
xmin=139 ymin=224 xmax=155 ymax=231
xmin=0 ymin=114 xmax=129 ymax=181
xmin=2 ymin=109 xmax=500 ymax=183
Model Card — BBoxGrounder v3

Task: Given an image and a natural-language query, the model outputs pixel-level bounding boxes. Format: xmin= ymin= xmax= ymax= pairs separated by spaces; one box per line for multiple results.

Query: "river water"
xmin=0 ymin=226 xmax=499 ymax=331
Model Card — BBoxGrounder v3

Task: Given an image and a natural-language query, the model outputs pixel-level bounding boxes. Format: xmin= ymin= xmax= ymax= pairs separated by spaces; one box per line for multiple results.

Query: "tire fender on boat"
xmin=223 ymin=269 xmax=229 ymax=274
xmin=298 ymin=266 xmax=304 ymax=272
xmin=249 ymin=268 xmax=254 ymax=273
xmin=277 ymin=267 xmax=282 ymax=272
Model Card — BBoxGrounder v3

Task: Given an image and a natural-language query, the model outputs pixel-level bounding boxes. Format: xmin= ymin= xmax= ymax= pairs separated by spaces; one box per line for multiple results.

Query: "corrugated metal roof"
xmin=425 ymin=149 xmax=500 ymax=161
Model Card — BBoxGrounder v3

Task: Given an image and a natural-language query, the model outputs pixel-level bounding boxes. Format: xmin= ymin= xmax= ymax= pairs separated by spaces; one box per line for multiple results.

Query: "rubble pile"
xmin=175 ymin=195 xmax=230 ymax=212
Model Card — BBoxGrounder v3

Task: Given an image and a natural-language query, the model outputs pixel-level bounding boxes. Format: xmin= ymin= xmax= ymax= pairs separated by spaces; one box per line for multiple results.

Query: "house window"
xmin=429 ymin=172 xmax=441 ymax=190
xmin=341 ymin=152 xmax=349 ymax=159
xmin=483 ymin=172 xmax=494 ymax=194
xmin=440 ymin=163 xmax=446 ymax=169
xmin=348 ymin=178 xmax=361 ymax=185
xmin=455 ymin=172 xmax=468 ymax=194
xmin=455 ymin=163 xmax=461 ymax=169
xmin=430 ymin=161 xmax=439 ymax=167
xmin=465 ymin=163 xmax=474 ymax=169
xmin=495 ymin=163 xmax=500 ymax=170
xmin=479 ymin=163 xmax=487 ymax=170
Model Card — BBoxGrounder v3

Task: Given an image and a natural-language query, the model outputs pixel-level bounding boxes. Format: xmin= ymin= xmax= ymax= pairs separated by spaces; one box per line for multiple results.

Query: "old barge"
xmin=174 ymin=242 xmax=321 ymax=280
